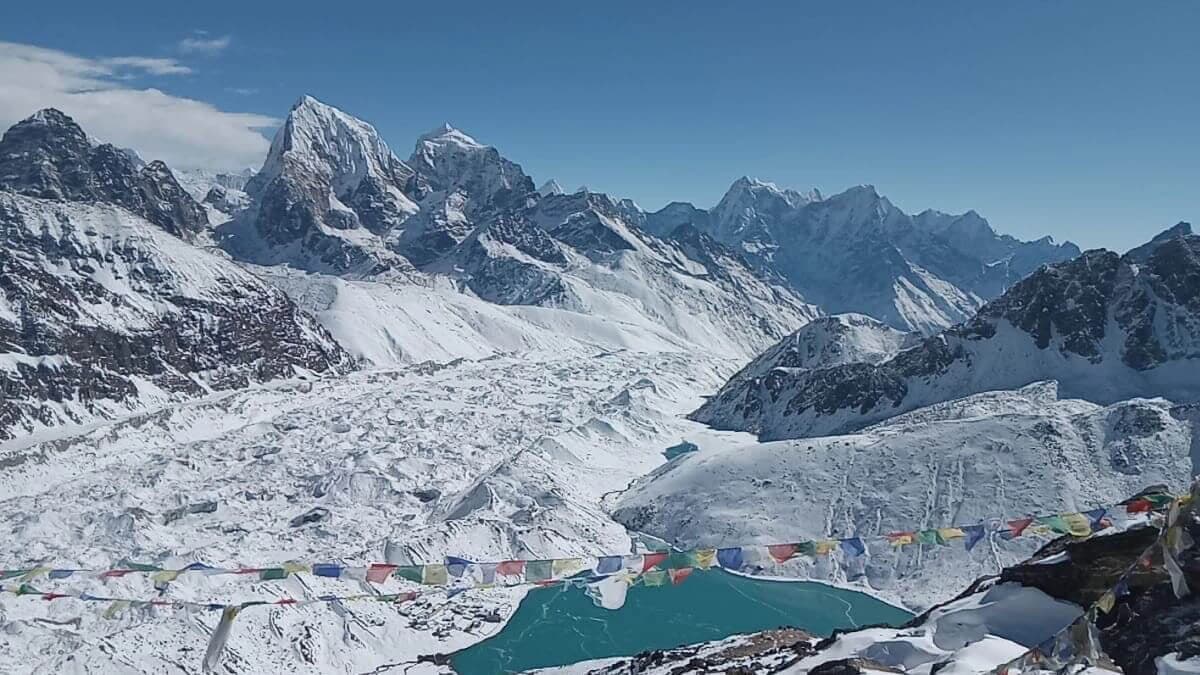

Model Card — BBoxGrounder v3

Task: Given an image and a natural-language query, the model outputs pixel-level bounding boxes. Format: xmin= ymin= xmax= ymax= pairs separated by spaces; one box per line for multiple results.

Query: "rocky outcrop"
xmin=0 ymin=109 xmax=208 ymax=240
xmin=0 ymin=188 xmax=352 ymax=440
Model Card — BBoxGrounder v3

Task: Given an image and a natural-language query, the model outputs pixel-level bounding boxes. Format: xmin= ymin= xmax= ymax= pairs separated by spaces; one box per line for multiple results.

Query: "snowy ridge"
xmin=649 ymin=178 xmax=1080 ymax=333
xmin=618 ymin=382 xmax=1198 ymax=610
xmin=693 ymin=227 xmax=1200 ymax=440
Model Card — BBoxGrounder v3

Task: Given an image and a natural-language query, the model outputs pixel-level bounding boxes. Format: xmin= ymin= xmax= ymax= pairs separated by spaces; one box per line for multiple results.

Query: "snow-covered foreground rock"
xmin=0 ymin=348 xmax=758 ymax=673
xmin=618 ymin=382 xmax=1200 ymax=609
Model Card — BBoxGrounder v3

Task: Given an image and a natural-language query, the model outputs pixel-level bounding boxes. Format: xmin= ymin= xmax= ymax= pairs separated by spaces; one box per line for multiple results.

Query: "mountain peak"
xmin=417 ymin=123 xmax=481 ymax=149
xmin=538 ymin=179 xmax=564 ymax=196
xmin=1126 ymin=222 xmax=1195 ymax=262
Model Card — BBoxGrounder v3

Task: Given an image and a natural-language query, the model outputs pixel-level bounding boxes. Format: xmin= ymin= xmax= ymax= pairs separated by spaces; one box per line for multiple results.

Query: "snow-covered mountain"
xmin=0 ymin=109 xmax=209 ymax=241
xmin=648 ymin=178 xmax=1080 ymax=333
xmin=618 ymin=381 xmax=1199 ymax=609
xmin=693 ymin=225 xmax=1200 ymax=440
xmin=690 ymin=313 xmax=918 ymax=435
xmin=0 ymin=110 xmax=353 ymax=441
xmin=221 ymin=95 xmax=419 ymax=275
xmin=217 ymin=96 xmax=819 ymax=356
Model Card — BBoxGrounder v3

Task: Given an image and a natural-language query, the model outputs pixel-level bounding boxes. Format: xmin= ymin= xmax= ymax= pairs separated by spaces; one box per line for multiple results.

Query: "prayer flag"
xmin=717 ymin=547 xmax=744 ymax=570
xmin=690 ymin=549 xmax=717 ymax=569
xmin=916 ymin=530 xmax=941 ymax=546
xmin=1061 ymin=513 xmax=1093 ymax=537
xmin=885 ymin=532 xmax=914 ymax=547
xmin=768 ymin=543 xmax=798 ymax=563
xmin=422 ymin=564 xmax=449 ymax=585
xmin=1125 ymin=498 xmax=1152 ymax=514
xmin=474 ymin=563 xmax=497 ymax=587
xmin=497 ymin=560 xmax=526 ymax=576
xmin=937 ymin=528 xmax=966 ymax=542
xmin=796 ymin=541 xmax=817 ymax=558
xmin=553 ymin=558 xmax=586 ymax=578
xmin=445 ymin=557 xmax=472 ymax=578
xmin=1084 ymin=508 xmax=1109 ymax=530
xmin=642 ymin=552 xmax=668 ymax=572
xmin=525 ymin=560 xmax=553 ymax=582
xmin=1096 ymin=591 xmax=1116 ymax=614
xmin=313 ymin=564 xmax=343 ymax=578
xmin=1001 ymin=517 xmax=1034 ymax=540
xmin=259 ymin=568 xmax=288 ymax=581
xmin=595 ymin=556 xmax=622 ymax=575
xmin=48 ymin=569 xmax=74 ymax=580
xmin=963 ymin=525 xmax=987 ymax=551
xmin=816 ymin=540 xmax=838 ymax=555
xmin=840 ymin=537 xmax=866 ymax=558
xmin=642 ymin=570 xmax=667 ymax=587
xmin=1036 ymin=515 xmax=1071 ymax=535
xmin=366 ymin=564 xmax=396 ymax=584
xmin=669 ymin=568 xmax=693 ymax=585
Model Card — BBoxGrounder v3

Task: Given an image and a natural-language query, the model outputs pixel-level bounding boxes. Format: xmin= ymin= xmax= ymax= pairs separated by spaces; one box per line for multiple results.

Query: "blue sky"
xmin=1 ymin=1 xmax=1197 ymax=250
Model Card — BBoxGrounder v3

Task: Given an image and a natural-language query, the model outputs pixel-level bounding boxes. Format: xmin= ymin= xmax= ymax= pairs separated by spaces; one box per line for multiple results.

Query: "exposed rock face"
xmin=0 ymin=186 xmax=352 ymax=440
xmin=650 ymin=178 xmax=1080 ymax=334
xmin=0 ymin=109 xmax=208 ymax=240
xmin=694 ymin=226 xmax=1200 ymax=440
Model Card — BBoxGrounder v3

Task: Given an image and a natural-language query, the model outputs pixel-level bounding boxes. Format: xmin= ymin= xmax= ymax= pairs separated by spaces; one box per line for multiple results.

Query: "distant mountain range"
xmin=692 ymin=223 xmax=1200 ymax=440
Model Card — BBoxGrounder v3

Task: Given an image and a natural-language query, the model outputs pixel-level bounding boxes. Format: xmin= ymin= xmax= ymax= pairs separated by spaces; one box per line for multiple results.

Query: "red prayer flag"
xmin=1126 ymin=499 xmax=1153 ymax=514
xmin=101 ymin=570 xmax=132 ymax=578
xmin=1006 ymin=517 xmax=1034 ymax=538
xmin=669 ymin=568 xmax=693 ymax=585
xmin=366 ymin=564 xmax=397 ymax=584
xmin=497 ymin=560 xmax=526 ymax=576
xmin=768 ymin=544 xmax=798 ymax=563
xmin=642 ymin=552 xmax=668 ymax=572
xmin=275 ymin=598 xmax=298 ymax=605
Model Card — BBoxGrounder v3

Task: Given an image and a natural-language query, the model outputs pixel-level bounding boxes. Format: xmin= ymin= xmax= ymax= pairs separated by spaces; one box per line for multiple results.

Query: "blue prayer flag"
xmin=717 ymin=547 xmax=744 ymax=570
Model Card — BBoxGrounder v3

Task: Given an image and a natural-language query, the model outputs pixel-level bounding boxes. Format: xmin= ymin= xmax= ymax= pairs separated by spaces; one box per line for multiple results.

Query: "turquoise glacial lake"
xmin=452 ymin=569 xmax=913 ymax=674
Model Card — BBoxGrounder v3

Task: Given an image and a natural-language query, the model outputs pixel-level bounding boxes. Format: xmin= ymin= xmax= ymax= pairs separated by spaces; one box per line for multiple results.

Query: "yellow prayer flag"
xmin=815 ymin=540 xmax=837 ymax=556
xmin=552 ymin=558 xmax=585 ymax=578
xmin=1062 ymin=513 xmax=1093 ymax=537
xmin=1096 ymin=591 xmax=1116 ymax=614
xmin=282 ymin=562 xmax=310 ymax=576
xmin=937 ymin=528 xmax=966 ymax=541
xmin=692 ymin=549 xmax=717 ymax=569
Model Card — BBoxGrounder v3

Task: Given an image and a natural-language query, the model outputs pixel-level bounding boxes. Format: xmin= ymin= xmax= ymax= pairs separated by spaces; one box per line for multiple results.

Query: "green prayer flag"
xmin=916 ymin=529 xmax=943 ymax=545
xmin=259 ymin=568 xmax=288 ymax=581
xmin=642 ymin=570 xmax=668 ymax=586
xmin=394 ymin=566 xmax=423 ymax=583
xmin=525 ymin=560 xmax=553 ymax=582
xmin=796 ymin=541 xmax=817 ymax=557
xmin=1037 ymin=515 xmax=1071 ymax=534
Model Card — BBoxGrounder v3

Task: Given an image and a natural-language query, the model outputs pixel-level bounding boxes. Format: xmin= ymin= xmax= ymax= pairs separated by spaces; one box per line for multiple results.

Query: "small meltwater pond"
xmin=452 ymin=569 xmax=913 ymax=674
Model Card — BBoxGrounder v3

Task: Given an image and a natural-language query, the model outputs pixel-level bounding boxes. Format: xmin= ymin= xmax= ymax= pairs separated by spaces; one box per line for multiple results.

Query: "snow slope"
xmin=618 ymin=382 xmax=1199 ymax=609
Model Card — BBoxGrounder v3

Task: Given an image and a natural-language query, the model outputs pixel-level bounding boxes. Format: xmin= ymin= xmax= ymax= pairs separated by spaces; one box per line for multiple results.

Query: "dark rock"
xmin=289 ymin=507 xmax=330 ymax=527
xmin=0 ymin=109 xmax=208 ymax=240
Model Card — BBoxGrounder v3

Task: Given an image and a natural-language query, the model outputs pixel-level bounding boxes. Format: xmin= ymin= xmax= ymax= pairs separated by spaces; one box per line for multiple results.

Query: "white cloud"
xmin=178 ymin=35 xmax=232 ymax=55
xmin=102 ymin=56 xmax=192 ymax=76
xmin=0 ymin=41 xmax=274 ymax=171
